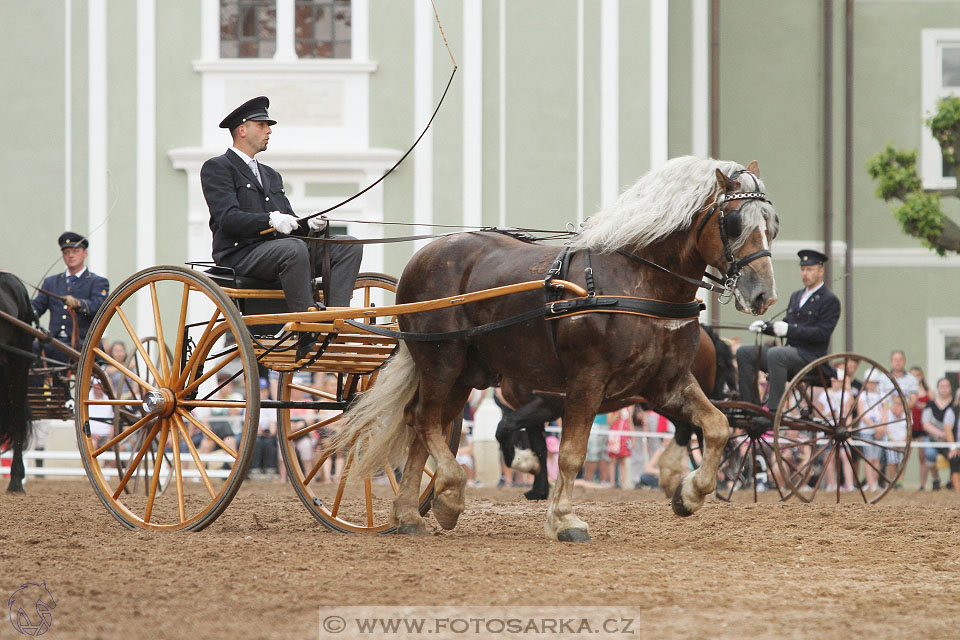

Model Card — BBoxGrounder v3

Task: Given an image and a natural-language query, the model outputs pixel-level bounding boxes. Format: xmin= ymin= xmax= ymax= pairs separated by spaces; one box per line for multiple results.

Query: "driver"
xmin=200 ymin=96 xmax=362 ymax=312
xmin=736 ymin=249 xmax=841 ymax=411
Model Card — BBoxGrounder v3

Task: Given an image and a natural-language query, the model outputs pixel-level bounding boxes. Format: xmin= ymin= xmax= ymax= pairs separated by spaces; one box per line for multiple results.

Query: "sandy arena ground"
xmin=2 ymin=479 xmax=960 ymax=639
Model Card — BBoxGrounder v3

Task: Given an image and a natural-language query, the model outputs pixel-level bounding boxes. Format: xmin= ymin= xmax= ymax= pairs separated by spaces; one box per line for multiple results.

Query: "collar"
xmin=229 ymin=146 xmax=257 ymax=165
xmin=65 ymin=267 xmax=87 ymax=279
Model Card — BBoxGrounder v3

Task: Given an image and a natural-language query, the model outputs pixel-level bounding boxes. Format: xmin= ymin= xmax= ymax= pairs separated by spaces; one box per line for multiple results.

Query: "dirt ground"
xmin=2 ymin=479 xmax=960 ymax=640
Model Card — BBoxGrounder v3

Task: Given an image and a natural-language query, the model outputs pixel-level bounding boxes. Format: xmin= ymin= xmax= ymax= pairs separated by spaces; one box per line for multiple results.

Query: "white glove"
xmin=268 ymin=211 xmax=298 ymax=235
xmin=749 ymin=320 xmax=765 ymax=333
xmin=772 ymin=321 xmax=788 ymax=337
xmin=305 ymin=215 xmax=328 ymax=232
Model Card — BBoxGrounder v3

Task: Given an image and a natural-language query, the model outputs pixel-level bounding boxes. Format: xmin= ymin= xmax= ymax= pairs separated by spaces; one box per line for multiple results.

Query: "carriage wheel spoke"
xmin=364 ymin=476 xmax=374 ymax=528
xmin=759 ymin=440 xmax=788 ymax=499
xmin=112 ymin=421 xmax=162 ymax=499
xmin=180 ymin=350 xmax=241 ymax=397
xmin=92 ymin=347 xmax=156 ymax=394
xmin=383 ymin=460 xmax=400 ymax=495
xmin=170 ymin=283 xmax=190 ymax=383
xmin=727 ymin=438 xmax=753 ymax=497
xmin=304 ymin=445 xmax=335 ymax=485
xmin=144 ymin=419 xmax=171 ymax=523
xmin=789 ymin=438 xmax=833 ymax=497
xmin=842 ymin=442 xmax=868 ymax=503
xmin=178 ymin=409 xmax=238 ymax=459
xmin=170 ymin=419 xmax=186 ymax=523
xmin=288 ymin=414 xmax=342 ymax=441
xmin=174 ymin=308 xmax=222 ymax=389
xmin=148 ymin=282 xmax=171 ymax=382
xmin=115 ymin=306 xmax=165 ymax=385
xmin=176 ymin=415 xmax=216 ymax=499
xmin=330 ymin=449 xmax=354 ymax=518
xmin=93 ymin=413 xmax=155 ymax=457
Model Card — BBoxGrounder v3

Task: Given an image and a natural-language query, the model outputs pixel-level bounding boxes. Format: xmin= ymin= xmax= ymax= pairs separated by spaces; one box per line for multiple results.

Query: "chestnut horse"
xmin=498 ymin=323 xmax=734 ymax=500
xmin=336 ymin=156 xmax=778 ymax=541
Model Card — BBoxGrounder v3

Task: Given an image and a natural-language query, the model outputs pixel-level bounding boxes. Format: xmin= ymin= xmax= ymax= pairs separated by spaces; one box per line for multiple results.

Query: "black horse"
xmin=0 ymin=272 xmax=35 ymax=493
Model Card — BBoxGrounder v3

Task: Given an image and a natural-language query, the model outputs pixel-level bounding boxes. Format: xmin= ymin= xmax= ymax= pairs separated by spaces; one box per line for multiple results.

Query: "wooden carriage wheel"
xmin=76 ymin=266 xmax=259 ymax=530
xmin=277 ymin=273 xmax=461 ymax=533
xmin=773 ymin=354 xmax=911 ymax=504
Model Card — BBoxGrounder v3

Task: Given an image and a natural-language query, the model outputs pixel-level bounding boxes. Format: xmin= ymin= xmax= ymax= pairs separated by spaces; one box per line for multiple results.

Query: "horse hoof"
xmin=523 ymin=489 xmax=548 ymax=501
xmin=556 ymin=528 xmax=591 ymax=543
xmin=671 ymin=484 xmax=694 ymax=517
xmin=396 ymin=523 xmax=428 ymax=536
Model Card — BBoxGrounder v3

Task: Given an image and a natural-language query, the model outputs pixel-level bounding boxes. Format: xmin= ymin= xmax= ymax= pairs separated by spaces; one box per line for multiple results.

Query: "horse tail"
xmin=328 ymin=341 xmax=420 ymax=480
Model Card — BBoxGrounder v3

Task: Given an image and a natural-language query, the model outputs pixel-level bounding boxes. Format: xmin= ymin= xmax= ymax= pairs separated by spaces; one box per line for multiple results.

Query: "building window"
xmin=221 ymin=0 xmax=277 ymax=58
xmin=922 ymin=30 xmax=960 ymax=188
xmin=295 ymin=0 xmax=352 ymax=59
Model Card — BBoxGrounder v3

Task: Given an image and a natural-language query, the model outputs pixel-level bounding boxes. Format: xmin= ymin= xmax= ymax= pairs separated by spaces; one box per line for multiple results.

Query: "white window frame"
xmin=927 ymin=317 xmax=960 ymax=386
xmin=921 ymin=29 xmax=960 ymax=189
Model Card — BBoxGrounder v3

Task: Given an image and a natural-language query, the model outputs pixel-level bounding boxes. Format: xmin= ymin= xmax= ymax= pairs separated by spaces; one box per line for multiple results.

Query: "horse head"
xmin=695 ymin=160 xmax=778 ymax=315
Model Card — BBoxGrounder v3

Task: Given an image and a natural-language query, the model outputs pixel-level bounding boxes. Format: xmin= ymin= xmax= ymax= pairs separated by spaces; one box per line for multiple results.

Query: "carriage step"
xmin=253 ymin=327 xmax=399 ymax=373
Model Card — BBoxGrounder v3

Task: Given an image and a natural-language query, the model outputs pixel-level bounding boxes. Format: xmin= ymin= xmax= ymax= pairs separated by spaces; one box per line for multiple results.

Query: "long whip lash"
xmin=261 ymin=1 xmax=458 ymax=235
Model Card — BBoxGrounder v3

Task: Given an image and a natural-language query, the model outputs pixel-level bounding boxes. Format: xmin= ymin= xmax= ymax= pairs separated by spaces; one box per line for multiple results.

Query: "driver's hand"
xmin=749 ymin=320 xmax=765 ymax=333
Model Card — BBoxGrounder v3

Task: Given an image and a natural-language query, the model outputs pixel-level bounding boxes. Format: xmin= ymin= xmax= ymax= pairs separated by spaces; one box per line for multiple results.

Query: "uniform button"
xmin=265 ymin=197 xmax=270 ymax=201
xmin=62 ymin=315 xmax=67 ymax=319
xmin=234 ymin=242 xmax=238 ymax=246
xmin=246 ymin=183 xmax=251 ymax=188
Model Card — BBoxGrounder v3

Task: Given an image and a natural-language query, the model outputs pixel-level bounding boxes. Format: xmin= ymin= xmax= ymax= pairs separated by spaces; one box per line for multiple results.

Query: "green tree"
xmin=867 ymin=96 xmax=960 ymax=256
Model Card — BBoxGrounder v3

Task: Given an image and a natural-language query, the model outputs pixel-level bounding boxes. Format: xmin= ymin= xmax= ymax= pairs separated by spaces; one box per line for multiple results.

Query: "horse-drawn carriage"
xmin=3 ymin=157 xmax=913 ymax=540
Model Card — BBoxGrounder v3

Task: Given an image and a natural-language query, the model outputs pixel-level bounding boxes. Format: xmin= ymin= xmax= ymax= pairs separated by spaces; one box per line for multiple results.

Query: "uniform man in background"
xmin=737 ymin=249 xmax=841 ymax=411
xmin=31 ymin=232 xmax=109 ymax=358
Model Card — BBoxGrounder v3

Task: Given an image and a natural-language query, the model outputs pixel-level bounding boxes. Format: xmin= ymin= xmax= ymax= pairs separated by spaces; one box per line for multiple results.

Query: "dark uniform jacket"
xmin=783 ymin=284 xmax=841 ymax=363
xmin=200 ymin=149 xmax=304 ymax=267
xmin=31 ymin=270 xmax=109 ymax=348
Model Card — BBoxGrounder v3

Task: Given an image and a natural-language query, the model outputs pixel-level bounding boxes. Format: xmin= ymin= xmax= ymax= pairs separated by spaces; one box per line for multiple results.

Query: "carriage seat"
xmin=201 ymin=265 xmax=282 ymax=290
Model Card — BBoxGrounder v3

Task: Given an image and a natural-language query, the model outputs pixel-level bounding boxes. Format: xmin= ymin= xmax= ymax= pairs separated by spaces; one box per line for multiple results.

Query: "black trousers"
xmin=228 ymin=237 xmax=363 ymax=310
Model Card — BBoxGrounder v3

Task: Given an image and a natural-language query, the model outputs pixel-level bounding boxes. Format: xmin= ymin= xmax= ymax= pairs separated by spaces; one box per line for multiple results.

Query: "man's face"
xmin=62 ymin=247 xmax=86 ymax=271
xmin=799 ymin=264 xmax=824 ymax=288
xmin=239 ymin=120 xmax=271 ymax=154
xmin=890 ymin=351 xmax=905 ymax=373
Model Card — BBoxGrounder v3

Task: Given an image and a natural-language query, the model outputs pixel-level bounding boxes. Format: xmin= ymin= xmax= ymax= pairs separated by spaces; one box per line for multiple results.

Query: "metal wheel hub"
xmin=142 ymin=389 xmax=176 ymax=418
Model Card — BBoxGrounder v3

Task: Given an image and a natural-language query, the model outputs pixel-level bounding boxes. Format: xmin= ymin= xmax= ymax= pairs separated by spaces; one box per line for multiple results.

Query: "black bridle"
xmin=693 ymin=173 xmax=773 ymax=302
xmin=618 ymin=175 xmax=773 ymax=303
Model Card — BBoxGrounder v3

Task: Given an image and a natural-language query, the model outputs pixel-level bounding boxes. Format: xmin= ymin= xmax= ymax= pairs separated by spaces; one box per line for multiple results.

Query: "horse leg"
xmin=7 ymin=442 xmax=24 ymax=493
xmin=545 ymin=387 xmax=601 ymax=542
xmin=524 ymin=425 xmax=549 ymax=501
xmin=392 ymin=432 xmax=432 ymax=535
xmin=659 ymin=377 xmax=730 ymax=516
xmin=407 ymin=378 xmax=470 ymax=531
xmin=658 ymin=439 xmax=686 ymax=499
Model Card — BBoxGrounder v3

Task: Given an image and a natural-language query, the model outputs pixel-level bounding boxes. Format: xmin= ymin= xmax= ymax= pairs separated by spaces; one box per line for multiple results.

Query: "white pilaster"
xmin=498 ymin=0 xmax=507 ymax=227
xmin=88 ymin=0 xmax=107 ymax=276
xmin=691 ymin=0 xmax=709 ymax=158
xmin=64 ymin=0 xmax=72 ymax=231
xmin=201 ymin=0 xmax=219 ymax=60
xmin=600 ymin=0 xmax=619 ymax=206
xmin=462 ymin=0 xmax=483 ymax=229
xmin=413 ymin=0 xmax=434 ymax=250
xmin=649 ymin=0 xmax=669 ymax=169
xmin=274 ymin=0 xmax=297 ymax=61
xmin=137 ymin=0 xmax=156 ymax=334
xmin=352 ymin=0 xmax=369 ymax=61
xmin=576 ymin=0 xmax=584 ymax=225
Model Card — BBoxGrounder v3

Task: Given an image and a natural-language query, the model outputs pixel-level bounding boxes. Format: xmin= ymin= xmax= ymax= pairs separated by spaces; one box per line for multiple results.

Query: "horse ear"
xmin=715 ymin=168 xmax=737 ymax=192
xmin=747 ymin=160 xmax=760 ymax=177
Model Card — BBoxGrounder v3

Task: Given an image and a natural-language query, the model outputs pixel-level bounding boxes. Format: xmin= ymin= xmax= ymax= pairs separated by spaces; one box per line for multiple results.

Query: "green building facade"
xmin=3 ymin=0 xmax=960 ymax=382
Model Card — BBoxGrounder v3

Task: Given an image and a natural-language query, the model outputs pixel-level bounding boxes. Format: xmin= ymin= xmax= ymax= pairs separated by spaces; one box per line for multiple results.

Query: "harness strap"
xmin=583 ymin=250 xmax=596 ymax=297
xmin=615 ymin=249 xmax=727 ymax=293
xmin=343 ymin=295 xmax=704 ymax=342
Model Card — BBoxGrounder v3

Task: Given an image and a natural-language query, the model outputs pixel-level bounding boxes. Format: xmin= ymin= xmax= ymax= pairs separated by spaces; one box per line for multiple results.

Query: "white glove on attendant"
xmin=305 ymin=215 xmax=328 ymax=232
xmin=772 ymin=321 xmax=788 ymax=337
xmin=269 ymin=211 xmax=298 ymax=235
xmin=749 ymin=320 xmax=765 ymax=333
